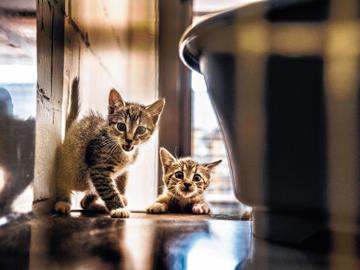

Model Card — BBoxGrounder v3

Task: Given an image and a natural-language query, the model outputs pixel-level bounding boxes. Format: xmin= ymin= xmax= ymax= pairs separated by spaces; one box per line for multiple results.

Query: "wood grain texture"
xmin=158 ymin=0 xmax=193 ymax=189
xmin=33 ymin=0 xmax=64 ymax=210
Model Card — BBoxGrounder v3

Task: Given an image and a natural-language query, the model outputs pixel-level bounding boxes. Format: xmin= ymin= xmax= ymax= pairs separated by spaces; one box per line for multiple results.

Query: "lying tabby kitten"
xmin=55 ymin=78 xmax=165 ymax=218
xmin=147 ymin=147 xmax=221 ymax=214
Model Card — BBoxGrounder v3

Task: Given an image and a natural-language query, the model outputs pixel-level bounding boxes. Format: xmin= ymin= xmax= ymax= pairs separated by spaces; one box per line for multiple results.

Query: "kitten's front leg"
xmin=89 ymin=167 xmax=129 ymax=218
xmin=80 ymin=192 xmax=108 ymax=213
xmin=115 ymin=172 xmax=128 ymax=206
xmin=192 ymin=201 xmax=211 ymax=215
xmin=146 ymin=193 xmax=170 ymax=214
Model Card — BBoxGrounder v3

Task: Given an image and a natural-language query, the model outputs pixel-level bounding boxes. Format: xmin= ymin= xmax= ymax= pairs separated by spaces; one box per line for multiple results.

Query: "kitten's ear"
xmin=202 ymin=160 xmax=222 ymax=171
xmin=159 ymin=147 xmax=176 ymax=171
xmin=108 ymin=89 xmax=125 ymax=115
xmin=146 ymin=98 xmax=166 ymax=125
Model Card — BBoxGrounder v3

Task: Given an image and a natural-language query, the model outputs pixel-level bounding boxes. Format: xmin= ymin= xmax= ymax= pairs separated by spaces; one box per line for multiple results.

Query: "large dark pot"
xmin=180 ymin=0 xmax=360 ymax=244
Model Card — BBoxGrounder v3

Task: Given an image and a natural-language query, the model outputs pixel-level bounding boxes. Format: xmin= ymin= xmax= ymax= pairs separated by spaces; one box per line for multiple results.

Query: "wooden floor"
xmin=0 ymin=211 xmax=358 ymax=269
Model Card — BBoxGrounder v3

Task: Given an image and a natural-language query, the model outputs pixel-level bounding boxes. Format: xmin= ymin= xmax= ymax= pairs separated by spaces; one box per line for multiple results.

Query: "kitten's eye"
xmin=116 ymin=122 xmax=126 ymax=132
xmin=136 ymin=126 xmax=146 ymax=135
xmin=174 ymin=171 xmax=184 ymax=179
xmin=193 ymin=174 xmax=202 ymax=182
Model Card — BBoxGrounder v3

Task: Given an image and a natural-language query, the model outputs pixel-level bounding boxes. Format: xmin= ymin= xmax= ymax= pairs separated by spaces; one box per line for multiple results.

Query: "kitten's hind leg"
xmin=54 ymin=151 xmax=72 ymax=214
xmin=54 ymin=201 xmax=71 ymax=214
xmin=115 ymin=172 xmax=128 ymax=206
xmin=80 ymin=192 xmax=108 ymax=213
xmin=54 ymin=179 xmax=72 ymax=214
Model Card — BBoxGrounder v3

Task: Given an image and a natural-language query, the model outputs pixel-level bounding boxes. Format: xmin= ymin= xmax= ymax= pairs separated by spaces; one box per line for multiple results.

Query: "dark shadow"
xmin=45 ymin=215 xmax=134 ymax=270
xmin=0 ymin=87 xmax=35 ymax=215
xmin=0 ymin=213 xmax=32 ymax=269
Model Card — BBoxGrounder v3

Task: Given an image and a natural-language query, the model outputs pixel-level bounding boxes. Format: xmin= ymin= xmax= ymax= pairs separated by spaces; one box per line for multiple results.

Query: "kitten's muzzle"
xmin=122 ymin=144 xmax=134 ymax=152
xmin=184 ymin=182 xmax=191 ymax=189
xmin=181 ymin=182 xmax=193 ymax=192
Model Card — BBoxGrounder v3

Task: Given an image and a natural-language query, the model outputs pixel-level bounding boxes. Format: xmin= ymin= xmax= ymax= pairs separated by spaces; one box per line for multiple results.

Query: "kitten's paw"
xmin=86 ymin=202 xmax=108 ymax=213
xmin=110 ymin=208 xmax=130 ymax=218
xmin=192 ymin=204 xmax=211 ymax=215
xmin=54 ymin=201 xmax=71 ymax=214
xmin=146 ymin=202 xmax=168 ymax=214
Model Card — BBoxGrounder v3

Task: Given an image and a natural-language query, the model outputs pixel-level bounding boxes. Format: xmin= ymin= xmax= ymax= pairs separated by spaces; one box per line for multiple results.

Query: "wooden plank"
xmin=33 ymin=0 xmax=64 ymax=213
xmin=158 ymin=0 xmax=193 ymax=188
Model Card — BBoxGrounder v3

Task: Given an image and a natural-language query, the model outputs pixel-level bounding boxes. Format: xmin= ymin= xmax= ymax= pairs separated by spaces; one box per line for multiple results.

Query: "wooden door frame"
xmin=157 ymin=0 xmax=193 ymax=191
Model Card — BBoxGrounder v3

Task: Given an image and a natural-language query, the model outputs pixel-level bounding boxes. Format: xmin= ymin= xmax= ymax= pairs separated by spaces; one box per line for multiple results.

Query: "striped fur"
xmin=65 ymin=77 xmax=80 ymax=132
xmin=147 ymin=147 xmax=221 ymax=215
xmin=54 ymin=84 xmax=165 ymax=218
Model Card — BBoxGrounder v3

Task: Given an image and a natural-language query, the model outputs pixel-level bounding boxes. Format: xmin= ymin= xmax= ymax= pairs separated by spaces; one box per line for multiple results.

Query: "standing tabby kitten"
xmin=147 ymin=147 xmax=221 ymax=214
xmin=54 ymin=78 xmax=165 ymax=218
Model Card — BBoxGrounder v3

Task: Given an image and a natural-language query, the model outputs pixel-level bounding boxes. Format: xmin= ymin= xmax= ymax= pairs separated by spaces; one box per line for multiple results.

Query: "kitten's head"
xmin=107 ymin=89 xmax=165 ymax=152
xmin=159 ymin=147 xmax=222 ymax=199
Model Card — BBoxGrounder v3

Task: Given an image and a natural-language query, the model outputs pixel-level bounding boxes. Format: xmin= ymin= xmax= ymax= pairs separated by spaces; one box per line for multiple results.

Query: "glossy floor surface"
xmin=0 ymin=212 xmax=359 ymax=270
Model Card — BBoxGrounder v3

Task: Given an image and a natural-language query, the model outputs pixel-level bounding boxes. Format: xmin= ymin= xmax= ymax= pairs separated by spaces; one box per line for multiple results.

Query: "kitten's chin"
xmin=122 ymin=144 xmax=134 ymax=152
xmin=179 ymin=192 xmax=195 ymax=199
xmin=177 ymin=188 xmax=196 ymax=199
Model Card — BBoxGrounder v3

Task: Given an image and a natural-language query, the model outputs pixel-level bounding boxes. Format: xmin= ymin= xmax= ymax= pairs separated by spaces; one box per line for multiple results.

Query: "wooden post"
xmin=158 ymin=0 xmax=193 ymax=190
xmin=33 ymin=0 xmax=64 ymax=214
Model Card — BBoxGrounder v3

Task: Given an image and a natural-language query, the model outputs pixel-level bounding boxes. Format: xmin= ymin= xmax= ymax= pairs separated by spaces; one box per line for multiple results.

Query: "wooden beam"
xmin=158 ymin=0 xmax=193 ymax=191
xmin=158 ymin=0 xmax=193 ymax=161
xmin=33 ymin=0 xmax=64 ymax=214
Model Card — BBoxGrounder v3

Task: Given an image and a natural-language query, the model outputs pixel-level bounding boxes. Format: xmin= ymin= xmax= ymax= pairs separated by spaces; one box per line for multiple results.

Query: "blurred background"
xmin=0 ymin=0 xmax=36 ymax=214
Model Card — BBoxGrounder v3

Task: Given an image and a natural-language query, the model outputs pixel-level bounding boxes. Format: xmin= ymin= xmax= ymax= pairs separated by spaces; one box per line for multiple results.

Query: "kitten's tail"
xmin=65 ymin=77 xmax=80 ymax=131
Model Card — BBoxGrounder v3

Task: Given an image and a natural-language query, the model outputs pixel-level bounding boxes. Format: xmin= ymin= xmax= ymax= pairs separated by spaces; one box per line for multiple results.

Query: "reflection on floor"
xmin=0 ymin=212 xmax=358 ymax=270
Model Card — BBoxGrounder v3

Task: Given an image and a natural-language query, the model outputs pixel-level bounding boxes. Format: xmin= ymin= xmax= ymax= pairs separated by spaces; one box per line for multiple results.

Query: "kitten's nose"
xmin=125 ymin=139 xmax=133 ymax=144
xmin=184 ymin=182 xmax=191 ymax=188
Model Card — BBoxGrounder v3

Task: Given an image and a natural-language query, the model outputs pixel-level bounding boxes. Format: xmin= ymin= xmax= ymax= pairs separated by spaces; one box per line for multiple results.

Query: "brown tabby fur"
xmin=147 ymin=147 xmax=221 ymax=215
xmin=54 ymin=78 xmax=165 ymax=218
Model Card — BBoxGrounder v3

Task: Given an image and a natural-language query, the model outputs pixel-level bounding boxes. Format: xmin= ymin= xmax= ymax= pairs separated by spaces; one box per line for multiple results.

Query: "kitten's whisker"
xmin=100 ymin=141 xmax=114 ymax=149
xmin=109 ymin=142 xmax=119 ymax=155
xmin=111 ymin=146 xmax=118 ymax=155
xmin=104 ymin=143 xmax=119 ymax=162
xmin=104 ymin=140 xmax=116 ymax=148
